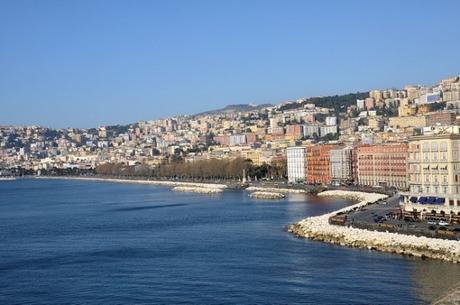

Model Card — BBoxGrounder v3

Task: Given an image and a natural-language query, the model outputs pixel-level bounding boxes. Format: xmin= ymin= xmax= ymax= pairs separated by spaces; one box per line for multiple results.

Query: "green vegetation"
xmin=279 ymin=92 xmax=369 ymax=113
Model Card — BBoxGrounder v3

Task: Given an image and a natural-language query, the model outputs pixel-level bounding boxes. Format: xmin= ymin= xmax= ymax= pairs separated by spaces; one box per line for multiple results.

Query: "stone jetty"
xmin=36 ymin=176 xmax=228 ymax=189
xmin=289 ymin=190 xmax=460 ymax=263
xmin=172 ymin=186 xmax=224 ymax=194
xmin=246 ymin=186 xmax=305 ymax=194
xmin=249 ymin=191 xmax=286 ymax=199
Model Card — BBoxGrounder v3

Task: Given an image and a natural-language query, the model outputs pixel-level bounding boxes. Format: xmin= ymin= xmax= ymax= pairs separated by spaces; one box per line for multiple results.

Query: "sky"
xmin=1 ymin=0 xmax=459 ymax=128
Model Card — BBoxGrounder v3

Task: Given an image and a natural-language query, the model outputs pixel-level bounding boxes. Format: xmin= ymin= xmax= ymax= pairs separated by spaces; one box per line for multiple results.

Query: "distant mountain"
xmin=196 ymin=103 xmax=273 ymax=116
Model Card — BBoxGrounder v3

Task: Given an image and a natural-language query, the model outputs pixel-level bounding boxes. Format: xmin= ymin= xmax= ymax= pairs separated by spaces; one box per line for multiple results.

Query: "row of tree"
xmin=95 ymin=157 xmax=287 ymax=180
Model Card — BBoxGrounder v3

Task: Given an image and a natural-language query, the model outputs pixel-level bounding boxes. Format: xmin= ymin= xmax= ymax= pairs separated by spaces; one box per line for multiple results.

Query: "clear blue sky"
xmin=1 ymin=0 xmax=459 ymax=128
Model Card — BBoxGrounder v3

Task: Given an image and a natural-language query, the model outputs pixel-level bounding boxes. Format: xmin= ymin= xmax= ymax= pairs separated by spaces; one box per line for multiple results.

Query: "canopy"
xmin=410 ymin=196 xmax=418 ymax=203
xmin=418 ymin=197 xmax=427 ymax=203
xmin=427 ymin=197 xmax=437 ymax=204
xmin=435 ymin=197 xmax=445 ymax=204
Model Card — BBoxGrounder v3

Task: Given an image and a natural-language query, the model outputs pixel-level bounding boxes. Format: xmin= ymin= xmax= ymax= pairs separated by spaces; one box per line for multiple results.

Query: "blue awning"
xmin=427 ymin=197 xmax=437 ymax=204
xmin=410 ymin=196 xmax=417 ymax=203
xmin=418 ymin=197 xmax=427 ymax=203
xmin=435 ymin=197 xmax=445 ymax=204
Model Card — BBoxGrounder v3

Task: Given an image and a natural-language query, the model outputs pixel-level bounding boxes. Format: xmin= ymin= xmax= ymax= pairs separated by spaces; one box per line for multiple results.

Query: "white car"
xmin=438 ymin=221 xmax=449 ymax=226
xmin=427 ymin=220 xmax=437 ymax=225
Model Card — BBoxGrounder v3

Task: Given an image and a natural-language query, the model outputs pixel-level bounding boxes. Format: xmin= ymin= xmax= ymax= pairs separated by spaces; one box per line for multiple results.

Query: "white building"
xmin=229 ymin=134 xmax=246 ymax=146
xmin=303 ymin=124 xmax=320 ymax=138
xmin=325 ymin=116 xmax=337 ymax=126
xmin=329 ymin=146 xmax=353 ymax=185
xmin=287 ymin=147 xmax=306 ymax=183
xmin=320 ymin=125 xmax=338 ymax=137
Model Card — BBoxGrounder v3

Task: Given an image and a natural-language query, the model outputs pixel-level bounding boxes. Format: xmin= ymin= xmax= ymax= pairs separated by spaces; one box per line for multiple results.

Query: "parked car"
xmin=427 ymin=220 xmax=437 ymax=225
xmin=438 ymin=221 xmax=450 ymax=226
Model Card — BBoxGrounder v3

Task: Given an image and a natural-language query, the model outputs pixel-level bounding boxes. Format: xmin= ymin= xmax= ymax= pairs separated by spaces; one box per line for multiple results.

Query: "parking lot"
xmin=342 ymin=194 xmax=460 ymax=240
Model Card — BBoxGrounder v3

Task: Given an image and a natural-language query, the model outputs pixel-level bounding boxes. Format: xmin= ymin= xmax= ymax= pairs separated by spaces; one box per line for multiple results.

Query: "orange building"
xmin=285 ymin=124 xmax=303 ymax=140
xmin=306 ymin=144 xmax=338 ymax=185
xmin=356 ymin=143 xmax=408 ymax=190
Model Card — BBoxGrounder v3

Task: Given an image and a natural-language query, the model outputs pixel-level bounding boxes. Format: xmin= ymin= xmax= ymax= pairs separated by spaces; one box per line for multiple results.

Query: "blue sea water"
xmin=0 ymin=179 xmax=459 ymax=305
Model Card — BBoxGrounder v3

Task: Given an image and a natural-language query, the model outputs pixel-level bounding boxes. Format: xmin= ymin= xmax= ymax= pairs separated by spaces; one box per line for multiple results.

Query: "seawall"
xmin=289 ymin=190 xmax=460 ymax=263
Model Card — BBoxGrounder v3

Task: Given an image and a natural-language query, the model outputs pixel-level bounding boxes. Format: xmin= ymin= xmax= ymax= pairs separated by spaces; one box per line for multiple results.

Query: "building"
xmin=402 ymin=127 xmax=460 ymax=218
xmin=368 ymin=116 xmax=384 ymax=131
xmin=325 ymin=116 xmax=337 ymax=126
xmin=398 ymin=99 xmax=416 ymax=117
xmin=425 ymin=111 xmax=456 ymax=127
xmin=320 ymin=125 xmax=338 ymax=137
xmin=229 ymin=134 xmax=246 ymax=146
xmin=329 ymin=146 xmax=353 ymax=185
xmin=287 ymin=147 xmax=306 ymax=183
xmin=365 ymin=97 xmax=375 ymax=110
xmin=388 ymin=116 xmax=427 ymax=129
xmin=285 ymin=124 xmax=303 ymax=140
xmin=306 ymin=144 xmax=338 ymax=185
xmin=369 ymin=90 xmax=382 ymax=102
xmin=213 ymin=135 xmax=230 ymax=146
xmin=356 ymin=143 xmax=408 ymax=190
xmin=303 ymin=124 xmax=320 ymax=138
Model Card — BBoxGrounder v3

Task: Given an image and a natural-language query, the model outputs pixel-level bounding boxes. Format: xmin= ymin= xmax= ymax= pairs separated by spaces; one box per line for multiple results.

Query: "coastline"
xmin=289 ymin=190 xmax=460 ymax=263
xmin=34 ymin=175 xmax=228 ymax=189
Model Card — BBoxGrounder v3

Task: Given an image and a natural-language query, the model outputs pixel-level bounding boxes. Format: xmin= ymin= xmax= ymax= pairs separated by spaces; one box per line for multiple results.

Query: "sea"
xmin=0 ymin=178 xmax=459 ymax=304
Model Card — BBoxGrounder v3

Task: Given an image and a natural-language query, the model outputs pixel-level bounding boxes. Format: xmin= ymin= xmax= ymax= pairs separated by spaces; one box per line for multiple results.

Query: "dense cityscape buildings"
xmin=2 ymin=75 xmax=460 ymax=217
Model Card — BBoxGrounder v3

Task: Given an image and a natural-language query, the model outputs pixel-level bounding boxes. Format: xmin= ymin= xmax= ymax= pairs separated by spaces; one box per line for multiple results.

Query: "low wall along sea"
xmin=289 ymin=190 xmax=460 ymax=263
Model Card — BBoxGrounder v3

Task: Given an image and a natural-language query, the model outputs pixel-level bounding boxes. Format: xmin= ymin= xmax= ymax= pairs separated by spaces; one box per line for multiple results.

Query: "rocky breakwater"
xmin=249 ymin=191 xmax=286 ymax=199
xmin=172 ymin=186 xmax=224 ymax=194
xmin=246 ymin=186 xmax=305 ymax=194
xmin=36 ymin=176 xmax=228 ymax=190
xmin=288 ymin=190 xmax=460 ymax=263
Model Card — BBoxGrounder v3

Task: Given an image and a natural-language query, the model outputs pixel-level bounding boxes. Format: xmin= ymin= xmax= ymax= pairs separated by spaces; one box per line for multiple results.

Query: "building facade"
xmin=356 ymin=143 xmax=408 ymax=190
xmin=402 ymin=127 xmax=460 ymax=217
xmin=306 ymin=144 xmax=338 ymax=185
xmin=329 ymin=146 xmax=353 ymax=185
xmin=287 ymin=147 xmax=306 ymax=183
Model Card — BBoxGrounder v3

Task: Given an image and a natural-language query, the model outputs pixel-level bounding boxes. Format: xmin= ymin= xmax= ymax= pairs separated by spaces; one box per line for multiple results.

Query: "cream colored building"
xmin=402 ymin=126 xmax=460 ymax=217
xmin=389 ymin=116 xmax=426 ymax=129
xmin=398 ymin=98 xmax=416 ymax=117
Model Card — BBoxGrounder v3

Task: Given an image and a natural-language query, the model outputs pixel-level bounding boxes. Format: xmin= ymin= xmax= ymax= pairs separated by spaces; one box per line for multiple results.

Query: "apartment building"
xmin=287 ymin=147 xmax=306 ymax=183
xmin=329 ymin=146 xmax=353 ymax=185
xmin=306 ymin=144 xmax=338 ymax=185
xmin=425 ymin=111 xmax=456 ymax=127
xmin=402 ymin=127 xmax=460 ymax=216
xmin=356 ymin=143 xmax=408 ymax=190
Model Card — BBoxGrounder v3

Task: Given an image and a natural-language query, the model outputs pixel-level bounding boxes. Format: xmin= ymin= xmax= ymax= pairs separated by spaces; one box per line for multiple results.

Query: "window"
xmin=441 ymin=152 xmax=447 ymax=161
xmin=423 ymin=143 xmax=430 ymax=152
xmin=440 ymin=142 xmax=447 ymax=152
